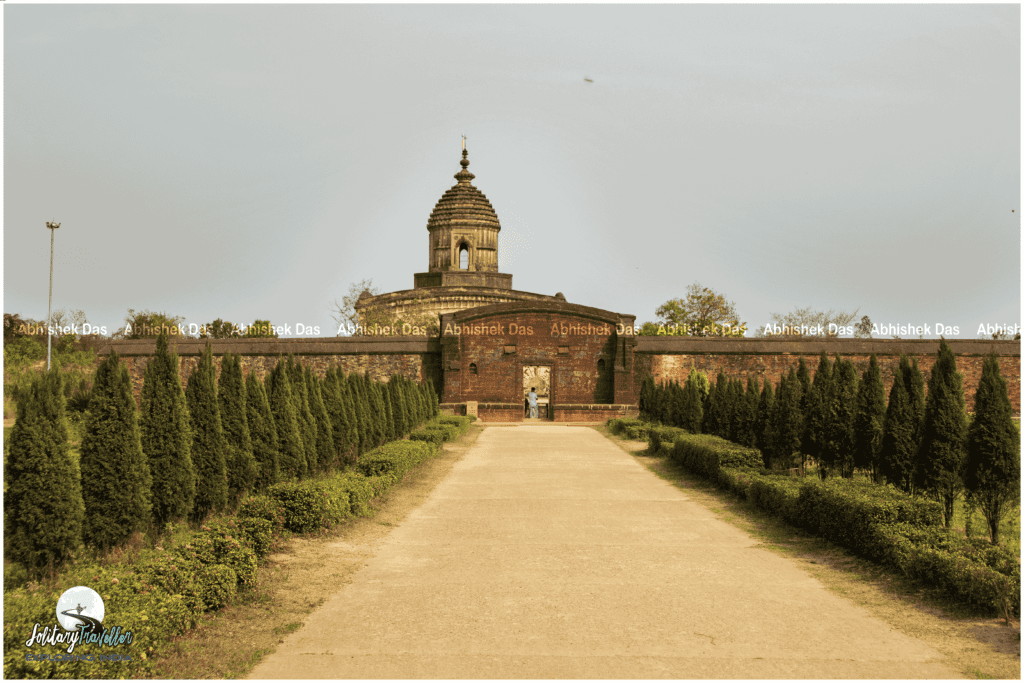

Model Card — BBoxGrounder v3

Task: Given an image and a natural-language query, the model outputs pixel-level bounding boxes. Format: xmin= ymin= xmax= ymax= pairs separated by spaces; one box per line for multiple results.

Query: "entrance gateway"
xmin=522 ymin=365 xmax=551 ymax=420
xmin=439 ymin=300 xmax=639 ymax=422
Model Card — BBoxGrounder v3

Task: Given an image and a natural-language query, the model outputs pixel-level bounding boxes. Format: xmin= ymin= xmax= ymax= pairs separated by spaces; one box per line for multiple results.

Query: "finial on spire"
xmin=462 ymin=134 xmax=466 ymax=150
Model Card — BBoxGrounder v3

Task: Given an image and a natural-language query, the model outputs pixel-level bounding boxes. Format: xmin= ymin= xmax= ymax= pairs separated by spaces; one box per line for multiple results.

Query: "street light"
xmin=46 ymin=220 xmax=60 ymax=371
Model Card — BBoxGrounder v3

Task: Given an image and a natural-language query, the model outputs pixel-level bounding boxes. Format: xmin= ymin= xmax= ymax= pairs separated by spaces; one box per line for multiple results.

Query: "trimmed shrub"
xmin=174 ymin=524 xmax=258 ymax=590
xmin=423 ymin=423 xmax=460 ymax=441
xmin=5 ymin=369 xmax=84 ymax=573
xmin=80 ymin=351 xmax=153 ymax=549
xmin=329 ymin=472 xmax=377 ymax=517
xmin=246 ymin=371 xmax=280 ymax=491
xmin=237 ymin=494 xmax=286 ymax=537
xmin=793 ymin=478 xmax=943 ymax=561
xmin=356 ymin=440 xmax=438 ymax=480
xmin=266 ymin=359 xmax=306 ymax=479
xmin=410 ymin=428 xmax=445 ymax=446
xmin=266 ymin=481 xmax=340 ymax=533
xmin=219 ymin=352 xmax=257 ymax=503
xmin=648 ymin=425 xmax=687 ymax=454
xmin=671 ymin=433 xmax=762 ymax=473
xmin=186 ymin=345 xmax=228 ymax=521
xmin=233 ymin=516 xmax=274 ymax=560
xmin=436 ymin=414 xmax=471 ymax=435
xmin=608 ymin=417 xmax=643 ymax=435
xmin=140 ymin=333 xmax=195 ymax=526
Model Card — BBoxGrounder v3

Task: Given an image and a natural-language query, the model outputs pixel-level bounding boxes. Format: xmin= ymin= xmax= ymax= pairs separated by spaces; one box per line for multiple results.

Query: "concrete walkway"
xmin=249 ymin=426 xmax=958 ymax=679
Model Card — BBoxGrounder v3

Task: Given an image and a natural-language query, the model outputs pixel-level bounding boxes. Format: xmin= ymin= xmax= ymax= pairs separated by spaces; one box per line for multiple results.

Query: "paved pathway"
xmin=249 ymin=426 xmax=958 ymax=679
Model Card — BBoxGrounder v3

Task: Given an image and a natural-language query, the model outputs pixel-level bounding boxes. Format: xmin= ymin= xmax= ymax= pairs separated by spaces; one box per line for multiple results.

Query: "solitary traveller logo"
xmin=22 ymin=586 xmax=134 ymax=662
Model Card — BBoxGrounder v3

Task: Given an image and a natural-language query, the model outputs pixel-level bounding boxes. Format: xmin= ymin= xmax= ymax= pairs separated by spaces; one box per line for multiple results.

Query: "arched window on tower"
xmin=459 ymin=244 xmax=469 ymax=270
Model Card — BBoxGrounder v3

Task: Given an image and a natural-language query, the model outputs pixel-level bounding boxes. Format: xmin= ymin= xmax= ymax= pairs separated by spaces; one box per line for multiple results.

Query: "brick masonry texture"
xmin=96 ymin=336 xmax=1019 ymax=415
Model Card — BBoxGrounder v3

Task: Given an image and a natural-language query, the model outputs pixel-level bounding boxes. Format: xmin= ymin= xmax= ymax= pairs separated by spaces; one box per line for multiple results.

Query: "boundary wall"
xmin=98 ymin=336 xmax=1020 ymax=415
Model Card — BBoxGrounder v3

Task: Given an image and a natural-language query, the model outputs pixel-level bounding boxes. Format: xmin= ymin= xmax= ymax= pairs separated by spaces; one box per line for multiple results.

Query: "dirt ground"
xmin=149 ymin=426 xmax=484 ymax=679
xmin=614 ymin=436 xmax=1021 ymax=681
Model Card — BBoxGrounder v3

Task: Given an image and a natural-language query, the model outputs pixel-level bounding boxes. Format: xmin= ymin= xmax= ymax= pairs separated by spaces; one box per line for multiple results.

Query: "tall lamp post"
xmin=46 ymin=220 xmax=60 ymax=371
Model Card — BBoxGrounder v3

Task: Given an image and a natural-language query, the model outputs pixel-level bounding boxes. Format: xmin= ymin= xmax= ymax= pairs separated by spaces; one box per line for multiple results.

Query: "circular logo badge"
xmin=55 ymin=586 xmax=105 ymax=633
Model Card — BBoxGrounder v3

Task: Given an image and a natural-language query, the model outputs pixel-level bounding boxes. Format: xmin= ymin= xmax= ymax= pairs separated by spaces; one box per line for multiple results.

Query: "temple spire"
xmin=455 ymin=145 xmax=474 ymax=183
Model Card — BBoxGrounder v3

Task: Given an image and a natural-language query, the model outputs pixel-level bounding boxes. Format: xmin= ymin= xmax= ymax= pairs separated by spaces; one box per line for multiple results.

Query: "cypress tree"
xmin=903 ymin=356 xmax=927 ymax=456
xmin=307 ymin=367 xmax=336 ymax=471
xmin=796 ymin=358 xmax=812 ymax=401
xmin=246 ymin=370 xmax=280 ymax=491
xmin=140 ymin=333 xmax=195 ymax=525
xmin=367 ymin=377 xmax=388 ymax=446
xmin=702 ymin=380 xmax=721 ymax=436
xmin=337 ymin=370 xmax=360 ymax=459
xmin=768 ymin=370 xmax=802 ymax=470
xmin=804 ymin=352 xmax=834 ymax=479
xmin=879 ymin=367 xmax=917 ymax=494
xmin=736 ymin=376 xmax=760 ymax=449
xmin=639 ymin=375 xmax=656 ymax=421
xmin=267 ymin=358 xmax=306 ymax=478
xmin=755 ymin=378 xmax=775 ymax=466
xmin=5 ymin=369 xmax=84 ymax=573
xmin=681 ymin=374 xmax=703 ymax=433
xmin=389 ymin=376 xmax=409 ymax=437
xmin=186 ymin=345 xmax=228 ymax=521
xmin=917 ymin=339 xmax=968 ymax=527
xmin=829 ymin=356 xmax=858 ymax=478
xmin=853 ymin=354 xmax=886 ymax=482
xmin=321 ymin=368 xmax=349 ymax=459
xmin=219 ymin=353 xmax=257 ymax=504
xmin=288 ymin=356 xmax=319 ymax=472
xmin=964 ymin=354 xmax=1020 ymax=544
xmin=427 ymin=378 xmax=440 ymax=418
xmin=379 ymin=380 xmax=396 ymax=442
xmin=80 ymin=351 xmax=152 ymax=548
xmin=347 ymin=373 xmax=371 ymax=454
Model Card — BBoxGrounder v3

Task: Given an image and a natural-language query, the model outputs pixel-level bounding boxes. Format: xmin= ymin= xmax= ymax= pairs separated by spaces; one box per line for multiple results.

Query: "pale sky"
xmin=4 ymin=4 xmax=1020 ymax=338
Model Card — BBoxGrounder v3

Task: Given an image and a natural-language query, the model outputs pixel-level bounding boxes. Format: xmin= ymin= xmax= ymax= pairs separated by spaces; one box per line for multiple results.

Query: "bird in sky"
xmin=583 ymin=77 xmax=593 ymax=83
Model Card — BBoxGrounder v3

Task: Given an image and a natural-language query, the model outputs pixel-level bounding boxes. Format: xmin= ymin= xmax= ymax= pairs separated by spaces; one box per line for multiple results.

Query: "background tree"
xmin=654 ymin=283 xmax=746 ymax=337
xmin=219 ymin=352 xmax=257 ymax=502
xmin=853 ymin=354 xmax=886 ymax=482
xmin=854 ymin=315 xmax=874 ymax=338
xmin=735 ymin=376 xmax=760 ymax=448
xmin=246 ymin=370 xmax=279 ymax=491
xmin=917 ymin=339 xmax=968 ymax=527
xmin=879 ymin=367 xmax=917 ymax=493
xmin=244 ymin=319 xmax=279 ymax=338
xmin=140 ymin=333 xmax=195 ymax=525
xmin=754 ymin=306 xmax=860 ymax=338
xmin=5 ymin=369 xmax=84 ymax=573
xmin=80 ymin=351 xmax=152 ymax=548
xmin=964 ymin=354 xmax=1020 ymax=543
xmin=200 ymin=319 xmax=244 ymax=339
xmin=267 ymin=359 xmax=306 ymax=478
xmin=186 ymin=345 xmax=228 ymax=520
xmin=903 ymin=357 xmax=927 ymax=454
xmin=113 ymin=308 xmax=188 ymax=339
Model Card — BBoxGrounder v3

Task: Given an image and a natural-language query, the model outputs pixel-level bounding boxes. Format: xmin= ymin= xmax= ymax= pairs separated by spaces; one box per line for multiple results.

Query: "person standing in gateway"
xmin=527 ymin=387 xmax=538 ymax=418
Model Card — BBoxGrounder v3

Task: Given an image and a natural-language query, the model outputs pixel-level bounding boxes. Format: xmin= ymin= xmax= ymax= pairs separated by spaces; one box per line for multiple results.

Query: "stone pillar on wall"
xmin=613 ymin=314 xmax=637 ymax=405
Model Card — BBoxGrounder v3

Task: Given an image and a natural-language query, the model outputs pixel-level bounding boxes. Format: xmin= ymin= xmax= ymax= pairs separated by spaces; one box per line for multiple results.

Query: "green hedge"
xmin=667 ymin=430 xmax=1018 ymax=617
xmin=670 ymin=433 xmax=762 ymax=476
xmin=434 ymin=415 xmax=471 ymax=435
xmin=608 ymin=417 xmax=644 ymax=436
xmin=875 ymin=523 xmax=1020 ymax=615
xmin=409 ymin=428 xmax=445 ymax=446
xmin=356 ymin=440 xmax=438 ymax=481
xmin=266 ymin=481 xmax=349 ymax=534
xmin=794 ymin=479 xmax=943 ymax=560
xmin=648 ymin=426 xmax=688 ymax=454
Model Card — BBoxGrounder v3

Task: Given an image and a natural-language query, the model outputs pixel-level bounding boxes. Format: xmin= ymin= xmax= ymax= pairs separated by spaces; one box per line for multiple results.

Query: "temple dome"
xmin=426 ymin=149 xmax=501 ymax=234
